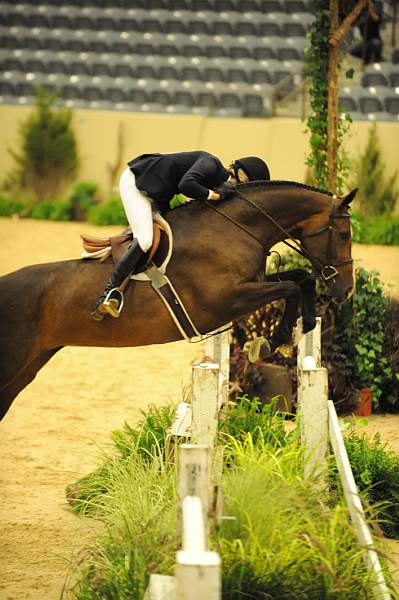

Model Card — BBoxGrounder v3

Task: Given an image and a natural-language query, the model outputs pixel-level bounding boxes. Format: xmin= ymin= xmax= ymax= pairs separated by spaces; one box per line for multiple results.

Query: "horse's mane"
xmin=237 ymin=179 xmax=334 ymax=198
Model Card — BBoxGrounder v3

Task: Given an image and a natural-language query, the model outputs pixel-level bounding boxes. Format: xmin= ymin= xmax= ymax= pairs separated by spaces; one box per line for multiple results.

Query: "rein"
xmin=206 ymin=187 xmax=353 ymax=284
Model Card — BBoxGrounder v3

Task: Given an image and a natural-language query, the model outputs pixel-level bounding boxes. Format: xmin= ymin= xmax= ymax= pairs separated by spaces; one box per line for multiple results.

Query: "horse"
xmin=0 ymin=181 xmax=355 ymax=419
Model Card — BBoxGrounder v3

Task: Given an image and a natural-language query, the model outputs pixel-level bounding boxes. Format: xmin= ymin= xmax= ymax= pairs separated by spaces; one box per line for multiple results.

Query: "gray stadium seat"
xmin=392 ymin=49 xmax=399 ymax=64
xmin=389 ymin=70 xmax=399 ymax=87
xmin=243 ymin=92 xmax=271 ymax=117
xmin=214 ymin=92 xmax=243 ymax=117
xmin=385 ymin=92 xmax=399 ymax=115
xmin=203 ymin=66 xmax=226 ymax=82
xmin=284 ymin=0 xmax=310 ymax=13
xmin=260 ymin=0 xmax=285 ymax=11
xmin=339 ymin=96 xmax=359 ymax=113
xmin=361 ymin=72 xmax=389 ymax=87
xmin=186 ymin=13 xmax=212 ymax=35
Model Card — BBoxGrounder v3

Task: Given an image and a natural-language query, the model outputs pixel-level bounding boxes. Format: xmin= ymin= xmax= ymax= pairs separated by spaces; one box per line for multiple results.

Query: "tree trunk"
xmin=327 ymin=0 xmax=369 ymax=192
xmin=327 ymin=0 xmax=340 ymax=192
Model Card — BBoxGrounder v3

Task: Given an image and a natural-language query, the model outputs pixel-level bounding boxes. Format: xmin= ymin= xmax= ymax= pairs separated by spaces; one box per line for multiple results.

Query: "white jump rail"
xmin=297 ymin=318 xmax=391 ymax=600
xmin=170 ymin=330 xmax=231 ymax=441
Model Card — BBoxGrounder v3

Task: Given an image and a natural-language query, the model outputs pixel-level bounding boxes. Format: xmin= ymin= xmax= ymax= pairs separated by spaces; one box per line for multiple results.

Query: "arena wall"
xmin=0 ymin=104 xmax=398 ymax=202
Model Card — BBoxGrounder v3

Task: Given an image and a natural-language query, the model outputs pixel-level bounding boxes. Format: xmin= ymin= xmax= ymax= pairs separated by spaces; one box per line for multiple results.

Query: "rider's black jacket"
xmin=128 ymin=151 xmax=230 ymax=214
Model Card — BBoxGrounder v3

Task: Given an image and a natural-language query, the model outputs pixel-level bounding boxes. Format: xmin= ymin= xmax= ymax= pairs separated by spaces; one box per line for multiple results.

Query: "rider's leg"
xmin=91 ymin=168 xmax=154 ymax=321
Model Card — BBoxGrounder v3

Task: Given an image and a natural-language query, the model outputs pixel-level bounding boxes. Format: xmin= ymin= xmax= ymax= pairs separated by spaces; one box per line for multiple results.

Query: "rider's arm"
xmin=178 ymin=156 xmax=223 ymax=201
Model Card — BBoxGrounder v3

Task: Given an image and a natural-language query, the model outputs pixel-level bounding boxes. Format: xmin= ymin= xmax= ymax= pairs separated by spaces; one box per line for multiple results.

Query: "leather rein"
xmin=205 ymin=188 xmax=353 ymax=285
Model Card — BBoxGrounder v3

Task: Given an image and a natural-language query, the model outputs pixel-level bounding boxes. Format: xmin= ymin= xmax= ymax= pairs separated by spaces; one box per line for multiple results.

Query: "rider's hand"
xmin=213 ymin=182 xmax=237 ymax=201
xmin=207 ymin=190 xmax=221 ymax=201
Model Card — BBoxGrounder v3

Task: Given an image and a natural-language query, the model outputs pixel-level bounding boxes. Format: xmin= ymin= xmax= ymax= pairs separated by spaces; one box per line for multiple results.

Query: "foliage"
xmin=333 ymin=429 xmax=399 ymax=539
xmin=67 ymin=404 xmax=175 ymax=514
xmin=219 ymin=396 xmax=295 ymax=451
xmin=0 ymin=195 xmax=27 ymax=217
xmin=353 ymin=211 xmax=399 ymax=245
xmin=71 ymin=401 xmax=386 ymax=599
xmin=5 ymin=87 xmax=79 ymax=203
xmin=351 ymin=268 xmax=392 ymax=405
xmin=350 ymin=123 xmax=398 ymax=216
xmin=69 ymin=181 xmax=98 ymax=221
xmin=87 ymin=196 xmax=128 ymax=226
xmin=305 ymin=1 xmax=351 ymax=193
xmin=219 ymin=438 xmax=378 ymax=599
xmin=381 ymin=297 xmax=399 ymax=412
xmin=30 ymin=199 xmax=72 ymax=221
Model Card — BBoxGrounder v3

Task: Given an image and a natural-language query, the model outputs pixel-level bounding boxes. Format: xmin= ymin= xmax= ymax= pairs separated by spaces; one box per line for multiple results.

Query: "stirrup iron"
xmin=101 ymin=288 xmax=125 ymax=318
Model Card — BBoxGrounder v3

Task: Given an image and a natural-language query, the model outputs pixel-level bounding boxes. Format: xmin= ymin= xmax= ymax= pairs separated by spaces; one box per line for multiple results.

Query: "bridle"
xmin=205 ymin=188 xmax=353 ymax=286
xmin=300 ymin=199 xmax=353 ymax=282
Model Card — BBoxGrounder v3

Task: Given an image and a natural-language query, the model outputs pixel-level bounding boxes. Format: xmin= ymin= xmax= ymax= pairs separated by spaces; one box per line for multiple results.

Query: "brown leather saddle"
xmin=81 ymin=222 xmax=170 ymax=267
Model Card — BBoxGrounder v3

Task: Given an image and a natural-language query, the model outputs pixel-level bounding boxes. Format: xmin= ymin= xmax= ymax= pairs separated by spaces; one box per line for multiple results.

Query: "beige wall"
xmin=0 ymin=104 xmax=398 ymax=200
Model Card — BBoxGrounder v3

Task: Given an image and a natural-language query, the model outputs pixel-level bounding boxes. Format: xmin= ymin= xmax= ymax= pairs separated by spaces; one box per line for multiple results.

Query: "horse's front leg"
xmin=266 ymin=269 xmax=316 ymax=333
xmin=230 ymin=280 xmax=301 ymax=352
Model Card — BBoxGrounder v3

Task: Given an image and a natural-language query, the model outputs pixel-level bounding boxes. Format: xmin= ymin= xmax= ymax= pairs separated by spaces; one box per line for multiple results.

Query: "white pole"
xmin=178 ymin=444 xmax=212 ymax=548
xmin=297 ymin=361 xmax=329 ymax=481
xmin=328 ymin=401 xmax=391 ymax=600
xmin=205 ymin=331 xmax=231 ymax=408
xmin=191 ymin=362 xmax=220 ymax=446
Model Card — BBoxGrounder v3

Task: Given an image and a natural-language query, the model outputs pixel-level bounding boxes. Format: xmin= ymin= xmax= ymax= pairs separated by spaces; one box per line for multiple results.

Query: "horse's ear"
xmin=340 ymin=188 xmax=358 ymax=208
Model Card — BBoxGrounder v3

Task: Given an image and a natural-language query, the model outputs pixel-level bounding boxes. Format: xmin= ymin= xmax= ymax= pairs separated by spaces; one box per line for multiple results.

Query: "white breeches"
xmin=119 ymin=167 xmax=154 ymax=252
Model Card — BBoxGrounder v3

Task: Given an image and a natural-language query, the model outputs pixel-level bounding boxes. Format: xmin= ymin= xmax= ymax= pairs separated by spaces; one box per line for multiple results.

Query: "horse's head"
xmin=300 ymin=189 xmax=356 ymax=303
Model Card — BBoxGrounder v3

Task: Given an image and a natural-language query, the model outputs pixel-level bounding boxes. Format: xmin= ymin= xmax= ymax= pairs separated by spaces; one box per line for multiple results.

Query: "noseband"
xmin=205 ymin=190 xmax=353 ymax=286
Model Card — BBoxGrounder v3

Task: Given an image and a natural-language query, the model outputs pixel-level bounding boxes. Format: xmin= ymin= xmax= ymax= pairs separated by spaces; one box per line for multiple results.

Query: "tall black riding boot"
xmin=91 ymin=239 xmax=146 ymax=321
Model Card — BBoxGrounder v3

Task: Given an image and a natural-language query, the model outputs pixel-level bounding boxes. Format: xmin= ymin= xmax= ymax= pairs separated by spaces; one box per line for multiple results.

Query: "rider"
xmin=91 ymin=151 xmax=270 ymax=321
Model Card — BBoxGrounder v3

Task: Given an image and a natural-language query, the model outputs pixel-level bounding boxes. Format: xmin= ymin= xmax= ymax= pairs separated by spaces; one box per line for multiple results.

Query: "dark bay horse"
xmin=0 ymin=181 xmax=355 ymax=419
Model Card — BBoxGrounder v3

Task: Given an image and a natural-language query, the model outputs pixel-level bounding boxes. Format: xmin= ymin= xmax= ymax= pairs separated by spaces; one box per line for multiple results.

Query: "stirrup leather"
xmin=100 ymin=288 xmax=125 ymax=318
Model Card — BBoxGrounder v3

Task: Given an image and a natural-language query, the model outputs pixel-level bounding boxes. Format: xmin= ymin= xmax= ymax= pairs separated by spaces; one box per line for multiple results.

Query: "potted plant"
xmin=352 ymin=268 xmax=390 ymax=415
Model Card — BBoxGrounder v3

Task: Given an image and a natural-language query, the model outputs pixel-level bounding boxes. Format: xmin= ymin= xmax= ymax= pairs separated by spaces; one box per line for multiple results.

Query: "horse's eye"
xmin=339 ymin=232 xmax=350 ymax=240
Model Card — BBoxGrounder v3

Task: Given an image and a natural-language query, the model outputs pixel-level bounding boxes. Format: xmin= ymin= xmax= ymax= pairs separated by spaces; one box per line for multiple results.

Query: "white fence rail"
xmin=297 ymin=318 xmax=391 ymax=600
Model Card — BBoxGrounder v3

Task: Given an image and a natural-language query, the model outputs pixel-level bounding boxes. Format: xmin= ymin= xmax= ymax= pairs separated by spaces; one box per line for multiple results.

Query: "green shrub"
xmin=350 ymin=123 xmax=398 ymax=216
xmin=70 ymin=180 xmax=98 ymax=221
xmin=31 ymin=199 xmax=72 ymax=221
xmin=353 ymin=212 xmax=399 ymax=246
xmin=87 ymin=196 xmax=128 ymax=226
xmin=336 ymin=429 xmax=399 ymax=539
xmin=67 ymin=404 xmax=175 ymax=514
xmin=5 ymin=87 xmax=79 ymax=203
xmin=70 ymin=403 xmax=390 ymax=599
xmin=0 ymin=196 xmax=26 ymax=216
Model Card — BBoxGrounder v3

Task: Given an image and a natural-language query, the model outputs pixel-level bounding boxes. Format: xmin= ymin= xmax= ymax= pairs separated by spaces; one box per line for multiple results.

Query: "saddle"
xmin=80 ymin=220 xmax=171 ymax=272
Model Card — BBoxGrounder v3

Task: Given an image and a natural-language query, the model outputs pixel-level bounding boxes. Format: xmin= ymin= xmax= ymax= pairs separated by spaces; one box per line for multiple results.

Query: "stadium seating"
xmin=0 ymin=1 xmax=396 ymax=120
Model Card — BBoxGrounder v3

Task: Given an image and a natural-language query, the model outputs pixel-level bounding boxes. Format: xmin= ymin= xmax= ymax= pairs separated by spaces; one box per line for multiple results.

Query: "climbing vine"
xmin=305 ymin=0 xmax=352 ymax=194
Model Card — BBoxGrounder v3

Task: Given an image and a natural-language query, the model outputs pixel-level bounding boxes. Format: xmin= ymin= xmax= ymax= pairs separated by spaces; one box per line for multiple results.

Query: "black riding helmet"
xmin=232 ymin=156 xmax=270 ymax=182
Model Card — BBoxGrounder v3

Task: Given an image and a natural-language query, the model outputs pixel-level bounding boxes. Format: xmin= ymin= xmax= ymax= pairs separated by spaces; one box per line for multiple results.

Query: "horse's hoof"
xmin=302 ymin=318 xmax=317 ymax=334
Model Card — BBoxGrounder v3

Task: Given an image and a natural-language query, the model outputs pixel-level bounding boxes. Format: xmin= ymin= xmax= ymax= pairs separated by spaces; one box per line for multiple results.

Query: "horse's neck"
xmin=244 ymin=185 xmax=327 ymax=242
